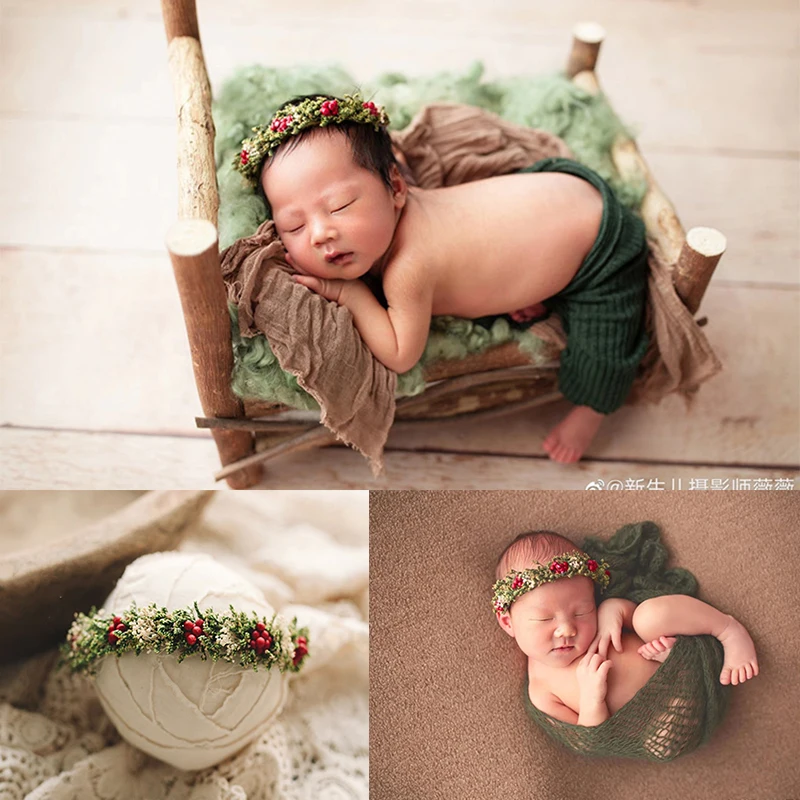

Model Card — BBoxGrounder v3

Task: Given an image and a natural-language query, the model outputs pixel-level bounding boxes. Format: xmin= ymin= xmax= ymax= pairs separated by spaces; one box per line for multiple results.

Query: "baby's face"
xmin=503 ymin=576 xmax=597 ymax=667
xmin=261 ymin=130 xmax=405 ymax=280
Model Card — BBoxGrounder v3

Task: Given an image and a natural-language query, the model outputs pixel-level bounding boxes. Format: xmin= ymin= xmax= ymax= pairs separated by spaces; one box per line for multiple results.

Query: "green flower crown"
xmin=234 ymin=93 xmax=390 ymax=187
xmin=61 ymin=602 xmax=310 ymax=676
xmin=492 ymin=551 xmax=611 ymax=614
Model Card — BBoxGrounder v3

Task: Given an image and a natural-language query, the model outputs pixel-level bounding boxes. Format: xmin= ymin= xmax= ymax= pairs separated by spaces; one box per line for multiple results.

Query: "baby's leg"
xmin=542 ymin=405 xmax=604 ymax=463
xmin=632 ymin=595 xmax=758 ymax=686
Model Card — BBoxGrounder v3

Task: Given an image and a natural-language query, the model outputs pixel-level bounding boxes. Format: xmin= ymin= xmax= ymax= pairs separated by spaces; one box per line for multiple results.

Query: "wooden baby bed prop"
xmin=160 ymin=4 xmax=726 ymax=488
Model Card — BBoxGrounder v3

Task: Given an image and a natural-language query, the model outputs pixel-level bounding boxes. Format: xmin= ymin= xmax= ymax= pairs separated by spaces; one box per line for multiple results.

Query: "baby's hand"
xmin=292 ymin=275 xmax=346 ymax=304
xmin=593 ymin=598 xmax=628 ymax=658
xmin=576 ymin=640 xmax=612 ymax=706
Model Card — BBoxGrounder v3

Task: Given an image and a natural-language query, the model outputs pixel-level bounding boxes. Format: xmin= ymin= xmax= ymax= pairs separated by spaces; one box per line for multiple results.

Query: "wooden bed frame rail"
xmin=159 ymin=4 xmax=725 ymax=487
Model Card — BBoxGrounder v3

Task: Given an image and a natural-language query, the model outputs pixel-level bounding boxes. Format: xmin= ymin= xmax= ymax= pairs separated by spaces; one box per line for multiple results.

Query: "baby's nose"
xmin=310 ymin=219 xmax=336 ymax=245
xmin=554 ymin=621 xmax=577 ymax=638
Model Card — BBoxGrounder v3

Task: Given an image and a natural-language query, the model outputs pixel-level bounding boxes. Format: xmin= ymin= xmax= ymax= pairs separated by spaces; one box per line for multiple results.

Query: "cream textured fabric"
xmin=0 ymin=493 xmax=368 ymax=800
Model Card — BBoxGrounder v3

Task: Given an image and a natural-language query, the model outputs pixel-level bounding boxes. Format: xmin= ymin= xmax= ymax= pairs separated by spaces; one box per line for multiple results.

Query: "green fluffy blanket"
xmin=214 ymin=63 xmax=646 ymax=409
xmin=524 ymin=522 xmax=731 ymax=761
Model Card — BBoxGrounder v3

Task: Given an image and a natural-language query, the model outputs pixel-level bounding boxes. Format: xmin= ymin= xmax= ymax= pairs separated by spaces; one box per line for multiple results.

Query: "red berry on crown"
xmin=320 ymin=99 xmax=339 ymax=117
xmin=107 ymin=616 xmax=126 ymax=645
xmin=587 ymin=560 xmax=598 ymax=572
xmin=511 ymin=575 xmax=524 ymax=590
xmin=293 ymin=635 xmax=309 ymax=666
xmin=249 ymin=626 xmax=274 ymax=656
xmin=240 ymin=150 xmax=249 ymax=165
xmin=362 ymin=101 xmax=379 ymax=116
xmin=184 ymin=618 xmax=204 ymax=646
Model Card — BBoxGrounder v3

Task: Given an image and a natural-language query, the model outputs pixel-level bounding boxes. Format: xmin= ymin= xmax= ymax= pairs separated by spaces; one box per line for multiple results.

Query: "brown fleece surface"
xmin=370 ymin=491 xmax=800 ymax=800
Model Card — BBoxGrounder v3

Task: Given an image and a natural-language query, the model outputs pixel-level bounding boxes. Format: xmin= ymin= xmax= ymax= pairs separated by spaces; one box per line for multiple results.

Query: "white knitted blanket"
xmin=0 ymin=492 xmax=369 ymax=800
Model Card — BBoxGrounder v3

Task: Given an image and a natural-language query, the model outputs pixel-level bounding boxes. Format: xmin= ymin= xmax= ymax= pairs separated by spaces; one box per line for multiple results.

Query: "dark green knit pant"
xmin=520 ymin=158 xmax=650 ymax=414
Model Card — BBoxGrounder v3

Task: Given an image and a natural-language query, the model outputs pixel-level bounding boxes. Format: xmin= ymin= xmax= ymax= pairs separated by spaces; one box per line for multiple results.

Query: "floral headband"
xmin=492 ymin=551 xmax=611 ymax=614
xmin=61 ymin=602 xmax=309 ymax=676
xmin=234 ymin=92 xmax=390 ymax=187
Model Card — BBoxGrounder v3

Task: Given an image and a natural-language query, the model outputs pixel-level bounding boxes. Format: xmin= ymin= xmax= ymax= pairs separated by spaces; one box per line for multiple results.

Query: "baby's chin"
xmin=533 ymin=644 xmax=589 ymax=668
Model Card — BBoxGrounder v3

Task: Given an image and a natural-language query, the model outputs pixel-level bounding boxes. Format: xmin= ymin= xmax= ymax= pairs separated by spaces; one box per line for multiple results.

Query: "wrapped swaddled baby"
xmin=493 ymin=531 xmax=758 ymax=760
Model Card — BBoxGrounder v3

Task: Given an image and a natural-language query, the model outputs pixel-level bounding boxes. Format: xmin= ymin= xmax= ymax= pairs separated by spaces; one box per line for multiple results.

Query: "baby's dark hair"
xmin=495 ymin=530 xmax=582 ymax=580
xmin=257 ymin=94 xmax=398 ymax=213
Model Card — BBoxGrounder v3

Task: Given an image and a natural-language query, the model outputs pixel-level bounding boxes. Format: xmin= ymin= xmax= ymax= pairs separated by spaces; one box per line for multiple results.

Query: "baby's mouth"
xmin=325 ymin=251 xmax=353 ymax=266
xmin=552 ymin=645 xmax=575 ymax=652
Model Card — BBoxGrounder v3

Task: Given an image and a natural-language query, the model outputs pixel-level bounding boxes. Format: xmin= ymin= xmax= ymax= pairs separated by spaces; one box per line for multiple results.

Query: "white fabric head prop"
xmin=93 ymin=552 xmax=289 ymax=770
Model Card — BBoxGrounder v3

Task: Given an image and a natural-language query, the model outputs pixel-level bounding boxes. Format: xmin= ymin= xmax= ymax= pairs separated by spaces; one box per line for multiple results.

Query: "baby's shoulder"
xmin=382 ymin=246 xmax=433 ymax=297
xmin=527 ymin=681 xmax=577 ymax=723
xmin=527 ymin=675 xmax=558 ymax=709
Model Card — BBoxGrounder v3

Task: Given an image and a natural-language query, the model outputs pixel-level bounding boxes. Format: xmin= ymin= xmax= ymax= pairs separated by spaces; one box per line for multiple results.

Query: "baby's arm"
xmin=534 ymin=692 xmax=579 ymax=725
xmin=295 ymin=265 xmax=433 ymax=373
xmin=341 ymin=278 xmax=432 ymax=373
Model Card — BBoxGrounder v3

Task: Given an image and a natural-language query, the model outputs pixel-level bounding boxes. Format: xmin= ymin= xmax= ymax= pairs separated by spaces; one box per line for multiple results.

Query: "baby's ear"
xmin=389 ymin=164 xmax=408 ymax=209
xmin=496 ymin=610 xmax=515 ymax=638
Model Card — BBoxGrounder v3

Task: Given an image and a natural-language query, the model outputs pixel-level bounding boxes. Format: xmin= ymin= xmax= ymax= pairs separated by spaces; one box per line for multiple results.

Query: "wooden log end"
xmin=573 ymin=21 xmax=607 ymax=45
xmin=166 ymin=218 xmax=218 ymax=258
xmin=685 ymin=226 xmax=727 ymax=258
xmin=674 ymin=227 xmax=727 ymax=315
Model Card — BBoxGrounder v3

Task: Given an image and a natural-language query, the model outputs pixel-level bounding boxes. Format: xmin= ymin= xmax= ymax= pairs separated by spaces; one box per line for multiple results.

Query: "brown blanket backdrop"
xmin=370 ymin=491 xmax=799 ymax=800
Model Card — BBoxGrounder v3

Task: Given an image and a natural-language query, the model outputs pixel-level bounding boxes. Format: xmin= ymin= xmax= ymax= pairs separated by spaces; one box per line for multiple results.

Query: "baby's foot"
xmin=509 ymin=302 xmax=547 ymax=323
xmin=718 ymin=615 xmax=759 ymax=686
xmin=638 ymin=636 xmax=677 ymax=663
xmin=542 ymin=405 xmax=604 ymax=463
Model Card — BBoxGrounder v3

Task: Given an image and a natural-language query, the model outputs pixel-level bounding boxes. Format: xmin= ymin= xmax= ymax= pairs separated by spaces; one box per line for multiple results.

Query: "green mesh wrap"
xmin=523 ymin=521 xmax=731 ymax=761
xmin=214 ymin=64 xmax=646 ymax=408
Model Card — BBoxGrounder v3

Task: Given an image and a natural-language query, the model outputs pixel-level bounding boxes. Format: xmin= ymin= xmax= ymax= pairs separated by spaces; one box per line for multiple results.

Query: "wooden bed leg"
xmin=673 ymin=227 xmax=727 ymax=315
xmin=566 ymin=22 xmax=606 ymax=78
xmin=166 ymin=220 xmax=262 ymax=489
xmin=160 ymin=0 xmax=200 ymax=43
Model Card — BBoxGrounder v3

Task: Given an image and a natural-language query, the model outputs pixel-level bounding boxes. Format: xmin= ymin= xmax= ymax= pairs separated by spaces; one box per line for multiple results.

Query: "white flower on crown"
xmin=130 ymin=605 xmax=161 ymax=649
xmin=276 ymin=617 xmax=294 ymax=663
xmin=217 ymin=620 xmax=242 ymax=660
xmin=67 ymin=618 xmax=86 ymax=651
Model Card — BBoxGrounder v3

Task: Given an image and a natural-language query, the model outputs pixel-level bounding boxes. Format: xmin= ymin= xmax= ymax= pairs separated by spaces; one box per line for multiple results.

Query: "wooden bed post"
xmin=674 ymin=227 xmax=727 ymax=315
xmin=569 ymin=28 xmax=725 ymax=316
xmin=161 ymin=0 xmax=262 ymax=488
xmin=566 ymin=22 xmax=606 ymax=78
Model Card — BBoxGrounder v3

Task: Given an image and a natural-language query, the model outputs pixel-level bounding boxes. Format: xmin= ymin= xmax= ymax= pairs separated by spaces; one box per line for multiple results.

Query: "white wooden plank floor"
xmin=1 ymin=0 xmax=798 ymax=489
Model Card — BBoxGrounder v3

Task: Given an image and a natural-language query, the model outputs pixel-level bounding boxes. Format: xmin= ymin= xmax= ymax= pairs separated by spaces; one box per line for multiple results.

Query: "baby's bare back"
xmin=396 ymin=172 xmax=603 ymax=318
xmin=532 ymin=632 xmax=660 ymax=716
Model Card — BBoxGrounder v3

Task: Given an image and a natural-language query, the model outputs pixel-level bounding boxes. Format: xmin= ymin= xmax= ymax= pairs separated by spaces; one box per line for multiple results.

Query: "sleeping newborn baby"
xmin=493 ymin=531 xmax=758 ymax=727
xmin=236 ymin=93 xmax=652 ymax=462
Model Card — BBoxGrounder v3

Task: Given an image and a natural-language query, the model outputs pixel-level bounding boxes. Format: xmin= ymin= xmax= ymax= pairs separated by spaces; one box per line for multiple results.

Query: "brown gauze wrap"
xmin=221 ymin=103 xmax=721 ymax=472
